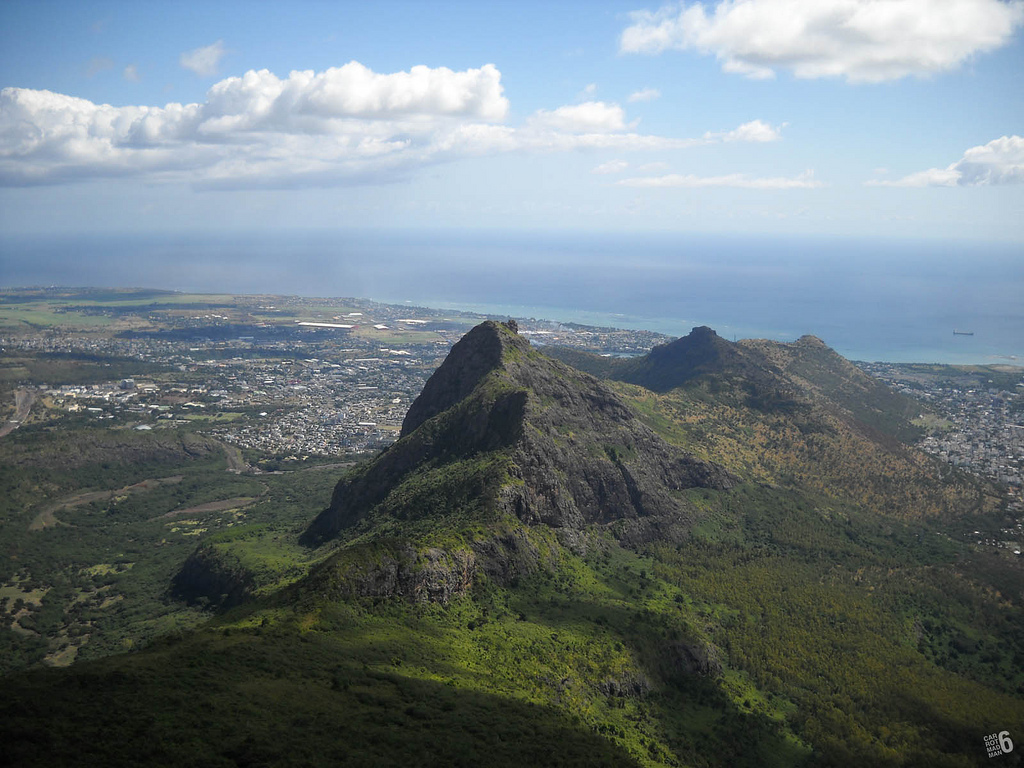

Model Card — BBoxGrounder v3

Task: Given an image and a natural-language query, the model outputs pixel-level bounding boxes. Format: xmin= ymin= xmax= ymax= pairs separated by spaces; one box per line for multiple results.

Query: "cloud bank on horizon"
xmin=0 ymin=62 xmax=789 ymax=188
xmin=866 ymin=135 xmax=1024 ymax=186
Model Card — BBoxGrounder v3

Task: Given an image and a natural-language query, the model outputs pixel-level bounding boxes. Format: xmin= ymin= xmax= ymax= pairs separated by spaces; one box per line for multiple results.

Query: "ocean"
xmin=2 ymin=229 xmax=1021 ymax=365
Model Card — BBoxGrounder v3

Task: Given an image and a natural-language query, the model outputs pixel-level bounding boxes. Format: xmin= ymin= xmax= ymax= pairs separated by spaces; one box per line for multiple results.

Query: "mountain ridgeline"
xmin=297 ymin=320 xmax=735 ymax=602
xmin=550 ymin=325 xmax=916 ymax=435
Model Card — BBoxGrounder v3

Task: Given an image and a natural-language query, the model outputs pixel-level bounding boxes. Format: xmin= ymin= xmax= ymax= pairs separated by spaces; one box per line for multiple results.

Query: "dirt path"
xmin=220 ymin=441 xmax=251 ymax=473
xmin=0 ymin=388 xmax=37 ymax=439
xmin=28 ymin=475 xmax=184 ymax=531
xmin=157 ymin=496 xmax=261 ymax=520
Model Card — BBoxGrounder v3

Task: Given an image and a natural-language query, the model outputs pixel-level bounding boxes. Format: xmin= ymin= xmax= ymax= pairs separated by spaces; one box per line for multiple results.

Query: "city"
xmin=859 ymin=362 xmax=1024 ymax=494
xmin=1 ymin=292 xmax=665 ymax=461
xmin=859 ymin=361 xmax=1024 ymax=555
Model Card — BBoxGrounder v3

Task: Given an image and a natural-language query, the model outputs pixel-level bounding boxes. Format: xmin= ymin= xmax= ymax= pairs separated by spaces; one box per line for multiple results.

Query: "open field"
xmin=0 ymin=306 xmax=116 ymax=330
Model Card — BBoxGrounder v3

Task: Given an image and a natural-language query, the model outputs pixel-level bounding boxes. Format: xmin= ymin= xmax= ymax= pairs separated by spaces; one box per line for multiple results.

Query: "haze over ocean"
xmin=2 ymin=230 xmax=1021 ymax=365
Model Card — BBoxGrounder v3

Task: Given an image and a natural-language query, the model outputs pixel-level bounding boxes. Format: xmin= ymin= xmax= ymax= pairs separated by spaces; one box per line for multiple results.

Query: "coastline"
xmin=374 ymin=296 xmax=1023 ymax=367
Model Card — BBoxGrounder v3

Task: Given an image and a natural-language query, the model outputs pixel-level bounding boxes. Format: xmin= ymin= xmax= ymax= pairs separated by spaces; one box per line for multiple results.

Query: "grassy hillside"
xmin=621 ymin=381 xmax=997 ymax=520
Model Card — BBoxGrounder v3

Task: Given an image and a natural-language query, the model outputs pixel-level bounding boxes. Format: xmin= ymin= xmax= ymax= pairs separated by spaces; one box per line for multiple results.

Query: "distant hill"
xmin=616 ymin=326 xmax=780 ymax=395
xmin=545 ymin=326 xmax=998 ymax=520
xmin=548 ymin=326 xmax=918 ymax=437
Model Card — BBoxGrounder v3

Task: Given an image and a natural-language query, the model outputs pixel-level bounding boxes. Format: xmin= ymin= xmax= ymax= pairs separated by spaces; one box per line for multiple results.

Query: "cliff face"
xmin=302 ymin=321 xmax=734 ymax=555
xmin=399 ymin=321 xmax=513 ymax=437
xmin=490 ymin=326 xmax=735 ymax=549
xmin=303 ymin=527 xmax=545 ymax=606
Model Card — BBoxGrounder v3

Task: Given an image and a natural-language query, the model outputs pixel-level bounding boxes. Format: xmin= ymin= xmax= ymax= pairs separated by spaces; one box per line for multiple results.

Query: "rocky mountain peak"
xmin=616 ymin=325 xmax=746 ymax=393
xmin=401 ymin=320 xmax=528 ymax=437
xmin=793 ymin=334 xmax=828 ymax=348
xmin=648 ymin=325 xmax=728 ymax=362
xmin=302 ymin=320 xmax=734 ymax=550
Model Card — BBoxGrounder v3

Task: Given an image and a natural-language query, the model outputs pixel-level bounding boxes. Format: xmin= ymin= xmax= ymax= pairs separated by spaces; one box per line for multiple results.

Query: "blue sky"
xmin=1 ymin=0 xmax=1022 ymax=242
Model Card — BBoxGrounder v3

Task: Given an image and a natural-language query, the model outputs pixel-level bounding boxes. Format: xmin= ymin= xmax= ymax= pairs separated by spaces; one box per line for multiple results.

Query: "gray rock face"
xmin=670 ymin=640 xmax=723 ymax=678
xmin=304 ymin=321 xmax=734 ymax=551
xmin=599 ymin=671 xmax=652 ymax=698
xmin=400 ymin=321 xmax=515 ymax=437
xmin=321 ymin=543 xmax=476 ymax=604
xmin=306 ymin=528 xmax=546 ymax=605
xmin=496 ymin=343 xmax=734 ymax=549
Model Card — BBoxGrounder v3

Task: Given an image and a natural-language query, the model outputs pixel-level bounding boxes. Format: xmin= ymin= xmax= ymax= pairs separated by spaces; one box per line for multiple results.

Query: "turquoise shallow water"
xmin=383 ymin=296 xmax=1020 ymax=365
xmin=382 ymin=296 xmax=1015 ymax=364
xmin=4 ymin=229 xmax=1022 ymax=364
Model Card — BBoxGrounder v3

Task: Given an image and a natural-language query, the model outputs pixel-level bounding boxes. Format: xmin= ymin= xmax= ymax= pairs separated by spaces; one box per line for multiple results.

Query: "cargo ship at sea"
xmin=953 ymin=330 xmax=974 ymax=336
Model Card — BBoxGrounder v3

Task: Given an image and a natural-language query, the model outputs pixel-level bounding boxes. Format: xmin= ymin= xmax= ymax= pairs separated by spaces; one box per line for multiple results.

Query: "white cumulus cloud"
xmin=592 ymin=160 xmax=630 ymax=174
xmin=618 ymin=169 xmax=822 ymax=189
xmin=0 ymin=62 xmax=512 ymax=187
xmin=528 ymin=101 xmax=631 ymax=133
xmin=180 ymin=40 xmax=227 ymax=77
xmin=866 ymin=135 xmax=1024 ymax=186
xmin=865 ymin=167 xmax=961 ymax=187
xmin=621 ymin=0 xmax=1024 ymax=82
xmin=705 ymin=119 xmax=783 ymax=142
xmin=627 ymin=87 xmax=661 ymax=102
xmin=0 ymin=60 xmax=790 ymax=189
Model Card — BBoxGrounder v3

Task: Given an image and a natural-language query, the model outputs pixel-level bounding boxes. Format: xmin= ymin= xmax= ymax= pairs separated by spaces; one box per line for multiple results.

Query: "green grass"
xmin=351 ymin=326 xmax=444 ymax=345
xmin=178 ymin=411 xmax=246 ymax=422
xmin=913 ymin=413 xmax=954 ymax=430
xmin=2 ymin=523 xmax=814 ymax=768
xmin=0 ymin=307 xmax=115 ymax=329
xmin=1 ymin=627 xmax=645 ymax=768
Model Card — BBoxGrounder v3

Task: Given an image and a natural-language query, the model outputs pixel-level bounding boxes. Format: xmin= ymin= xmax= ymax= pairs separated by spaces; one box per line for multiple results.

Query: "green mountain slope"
xmin=2 ymin=321 xmax=1023 ymax=767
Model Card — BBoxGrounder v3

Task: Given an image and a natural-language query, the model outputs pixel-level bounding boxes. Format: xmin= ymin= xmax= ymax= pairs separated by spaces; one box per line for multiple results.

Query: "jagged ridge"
xmin=547 ymin=325 xmax=922 ymax=440
xmin=545 ymin=325 xmax=996 ymax=520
